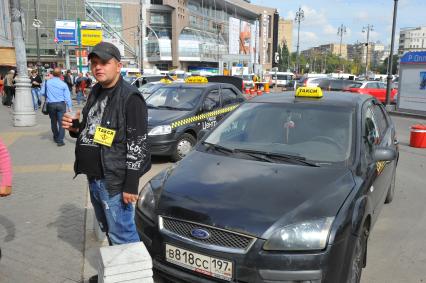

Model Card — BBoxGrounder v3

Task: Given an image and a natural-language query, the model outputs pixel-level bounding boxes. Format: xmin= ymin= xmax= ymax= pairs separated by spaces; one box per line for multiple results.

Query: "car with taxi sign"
xmin=136 ymin=86 xmax=399 ymax=283
xmin=146 ymin=76 xmax=246 ymax=161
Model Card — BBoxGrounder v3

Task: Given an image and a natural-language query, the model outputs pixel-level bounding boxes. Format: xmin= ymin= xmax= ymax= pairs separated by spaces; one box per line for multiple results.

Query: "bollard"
xmin=257 ymin=90 xmax=263 ymax=96
xmin=264 ymin=82 xmax=270 ymax=93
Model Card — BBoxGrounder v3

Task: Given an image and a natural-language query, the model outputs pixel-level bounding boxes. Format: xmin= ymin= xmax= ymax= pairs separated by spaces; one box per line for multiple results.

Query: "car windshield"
xmin=139 ymin=83 xmax=158 ymax=93
xmin=204 ymin=103 xmax=355 ymax=165
xmin=146 ymin=87 xmax=202 ymax=110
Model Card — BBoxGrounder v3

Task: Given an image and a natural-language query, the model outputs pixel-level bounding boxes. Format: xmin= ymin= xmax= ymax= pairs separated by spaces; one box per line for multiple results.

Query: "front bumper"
xmin=135 ymin=210 xmax=354 ymax=283
xmin=148 ymin=133 xmax=178 ymax=156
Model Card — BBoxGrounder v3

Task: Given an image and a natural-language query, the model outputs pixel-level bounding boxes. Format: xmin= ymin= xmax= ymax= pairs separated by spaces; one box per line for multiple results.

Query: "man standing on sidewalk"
xmin=30 ymin=69 xmax=42 ymax=110
xmin=40 ymin=68 xmax=73 ymax=146
xmin=61 ymin=42 xmax=151 ymax=282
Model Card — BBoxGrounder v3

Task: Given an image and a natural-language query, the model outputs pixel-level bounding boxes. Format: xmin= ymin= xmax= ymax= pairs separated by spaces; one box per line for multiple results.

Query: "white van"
xmin=268 ymin=71 xmax=295 ymax=87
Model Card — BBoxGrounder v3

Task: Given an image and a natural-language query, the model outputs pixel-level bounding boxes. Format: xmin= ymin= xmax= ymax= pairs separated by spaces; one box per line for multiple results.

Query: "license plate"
xmin=165 ymin=244 xmax=233 ymax=281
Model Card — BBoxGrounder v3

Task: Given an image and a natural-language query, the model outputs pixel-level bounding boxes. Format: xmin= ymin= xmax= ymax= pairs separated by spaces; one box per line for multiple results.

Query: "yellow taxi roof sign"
xmin=296 ymin=87 xmax=323 ymax=98
xmin=160 ymin=78 xmax=172 ymax=84
xmin=185 ymin=76 xmax=208 ymax=84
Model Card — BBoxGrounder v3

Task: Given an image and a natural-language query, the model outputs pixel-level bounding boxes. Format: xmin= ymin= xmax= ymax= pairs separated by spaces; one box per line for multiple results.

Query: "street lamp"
xmin=337 ymin=24 xmax=347 ymax=71
xmin=362 ymin=24 xmax=374 ymax=77
xmin=295 ymin=7 xmax=304 ymax=75
xmin=385 ymin=0 xmax=399 ymax=109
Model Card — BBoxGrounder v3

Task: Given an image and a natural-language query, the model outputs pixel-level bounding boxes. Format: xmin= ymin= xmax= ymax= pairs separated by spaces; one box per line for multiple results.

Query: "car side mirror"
xmin=198 ymin=129 xmax=210 ymax=141
xmin=373 ymin=147 xmax=397 ymax=162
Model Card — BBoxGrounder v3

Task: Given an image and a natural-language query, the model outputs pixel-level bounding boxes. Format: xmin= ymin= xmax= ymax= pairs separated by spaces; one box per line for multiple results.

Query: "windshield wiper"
xmin=202 ymin=141 xmax=234 ymax=155
xmin=233 ymin=148 xmax=319 ymax=167
xmin=157 ymin=105 xmax=186 ymax=111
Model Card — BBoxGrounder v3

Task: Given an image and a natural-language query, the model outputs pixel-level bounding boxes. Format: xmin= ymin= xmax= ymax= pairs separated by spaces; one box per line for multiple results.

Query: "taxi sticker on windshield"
xmin=296 ymin=87 xmax=323 ymax=98
xmin=93 ymin=126 xmax=116 ymax=147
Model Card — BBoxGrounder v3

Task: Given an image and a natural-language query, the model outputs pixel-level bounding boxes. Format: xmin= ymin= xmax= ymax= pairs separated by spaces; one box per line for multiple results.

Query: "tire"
xmin=348 ymin=223 xmax=369 ymax=283
xmin=171 ymin=133 xmax=196 ymax=162
xmin=385 ymin=168 xmax=396 ymax=204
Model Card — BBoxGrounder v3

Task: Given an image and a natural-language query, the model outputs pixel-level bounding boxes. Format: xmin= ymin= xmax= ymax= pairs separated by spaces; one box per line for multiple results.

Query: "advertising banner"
xmin=81 ymin=29 xmax=103 ymax=47
xmin=81 ymin=21 xmax=103 ymax=47
xmin=75 ymin=49 xmax=88 ymax=66
xmin=55 ymin=20 xmax=77 ymax=45
xmin=240 ymin=21 xmax=251 ymax=55
xmin=229 ymin=17 xmax=240 ymax=55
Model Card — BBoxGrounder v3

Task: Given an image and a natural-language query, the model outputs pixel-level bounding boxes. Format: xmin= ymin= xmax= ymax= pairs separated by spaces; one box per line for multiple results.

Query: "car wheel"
xmin=171 ymin=133 xmax=196 ymax=162
xmin=385 ymin=168 xmax=396 ymax=204
xmin=348 ymin=223 xmax=369 ymax=283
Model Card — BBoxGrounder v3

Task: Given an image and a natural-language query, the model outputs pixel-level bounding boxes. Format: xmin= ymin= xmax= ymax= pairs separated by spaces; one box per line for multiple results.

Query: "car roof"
xmin=160 ymin=82 xmax=236 ymax=88
xmin=249 ymin=91 xmax=370 ymax=107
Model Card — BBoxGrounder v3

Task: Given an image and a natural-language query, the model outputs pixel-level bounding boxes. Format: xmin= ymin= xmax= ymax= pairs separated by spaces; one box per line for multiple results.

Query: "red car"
xmin=345 ymin=81 xmax=398 ymax=103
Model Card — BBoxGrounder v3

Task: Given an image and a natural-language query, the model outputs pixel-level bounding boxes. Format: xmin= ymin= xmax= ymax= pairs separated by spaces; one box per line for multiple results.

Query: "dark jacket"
xmin=71 ymin=77 xmax=151 ymax=192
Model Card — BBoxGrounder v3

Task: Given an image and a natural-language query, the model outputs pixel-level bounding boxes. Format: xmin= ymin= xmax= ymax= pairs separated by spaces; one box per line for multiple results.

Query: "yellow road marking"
xmin=13 ymin=163 xmax=74 ymax=173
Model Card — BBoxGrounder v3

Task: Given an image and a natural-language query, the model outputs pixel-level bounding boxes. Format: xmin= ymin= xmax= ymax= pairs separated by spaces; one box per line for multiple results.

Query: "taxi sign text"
xmin=93 ymin=126 xmax=116 ymax=147
xmin=296 ymin=87 xmax=323 ymax=98
xmin=185 ymin=76 xmax=208 ymax=84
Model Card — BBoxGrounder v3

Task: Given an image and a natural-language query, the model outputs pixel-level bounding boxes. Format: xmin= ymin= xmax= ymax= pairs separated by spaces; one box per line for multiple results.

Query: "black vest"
xmin=74 ymin=77 xmax=151 ymax=192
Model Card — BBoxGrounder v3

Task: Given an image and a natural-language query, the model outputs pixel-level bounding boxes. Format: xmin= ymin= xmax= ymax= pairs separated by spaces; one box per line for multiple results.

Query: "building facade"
xmin=20 ymin=0 xmax=85 ymax=68
xmin=0 ymin=0 xmax=16 ymax=72
xmin=347 ymin=41 xmax=389 ymax=72
xmin=278 ymin=18 xmax=292 ymax=52
xmin=302 ymin=43 xmax=347 ymax=60
xmin=399 ymin=26 xmax=426 ymax=56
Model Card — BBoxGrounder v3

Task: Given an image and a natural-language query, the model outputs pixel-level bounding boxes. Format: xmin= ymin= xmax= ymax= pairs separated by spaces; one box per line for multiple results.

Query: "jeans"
xmin=47 ymin=102 xmax=66 ymax=144
xmin=88 ymin=179 xmax=140 ymax=245
xmin=31 ymin=87 xmax=41 ymax=110
xmin=76 ymin=90 xmax=84 ymax=105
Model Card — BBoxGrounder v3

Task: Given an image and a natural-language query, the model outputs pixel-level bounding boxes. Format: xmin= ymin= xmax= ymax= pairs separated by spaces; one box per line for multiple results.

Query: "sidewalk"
xmin=0 ymin=103 xmax=92 ymax=283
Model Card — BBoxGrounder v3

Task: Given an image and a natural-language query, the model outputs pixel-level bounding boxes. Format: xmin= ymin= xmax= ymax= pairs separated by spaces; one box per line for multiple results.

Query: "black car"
xmin=136 ymin=88 xmax=399 ymax=283
xmin=146 ymin=81 xmax=245 ymax=161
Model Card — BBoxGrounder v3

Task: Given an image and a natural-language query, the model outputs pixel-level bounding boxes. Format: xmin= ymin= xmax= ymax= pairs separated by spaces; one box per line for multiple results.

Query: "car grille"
xmin=160 ymin=216 xmax=256 ymax=252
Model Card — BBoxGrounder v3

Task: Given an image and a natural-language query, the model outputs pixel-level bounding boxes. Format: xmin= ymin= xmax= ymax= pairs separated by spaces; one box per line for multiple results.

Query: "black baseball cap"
xmin=88 ymin=42 xmax=121 ymax=62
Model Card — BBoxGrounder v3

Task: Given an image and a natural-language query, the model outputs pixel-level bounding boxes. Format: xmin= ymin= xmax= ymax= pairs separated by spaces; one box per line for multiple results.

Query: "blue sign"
xmin=55 ymin=20 xmax=77 ymax=45
xmin=400 ymin=51 xmax=426 ymax=64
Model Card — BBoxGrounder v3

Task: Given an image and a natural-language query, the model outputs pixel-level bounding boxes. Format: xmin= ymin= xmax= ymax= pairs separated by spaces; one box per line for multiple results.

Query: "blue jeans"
xmin=47 ymin=102 xmax=66 ymax=144
xmin=76 ymin=90 xmax=84 ymax=105
xmin=31 ymin=87 xmax=41 ymax=110
xmin=88 ymin=179 xmax=140 ymax=245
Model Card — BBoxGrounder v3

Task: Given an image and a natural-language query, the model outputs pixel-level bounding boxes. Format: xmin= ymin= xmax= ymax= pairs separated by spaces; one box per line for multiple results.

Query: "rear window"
xmin=349 ymin=82 xmax=362 ymax=88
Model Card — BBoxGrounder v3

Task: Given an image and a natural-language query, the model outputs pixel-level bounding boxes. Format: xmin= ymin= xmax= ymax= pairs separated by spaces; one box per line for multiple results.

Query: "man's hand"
xmin=123 ymin=192 xmax=138 ymax=204
xmin=62 ymin=110 xmax=80 ymax=133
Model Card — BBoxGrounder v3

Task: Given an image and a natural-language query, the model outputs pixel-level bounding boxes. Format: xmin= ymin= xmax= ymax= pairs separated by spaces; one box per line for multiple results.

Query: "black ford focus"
xmin=136 ymin=89 xmax=398 ymax=283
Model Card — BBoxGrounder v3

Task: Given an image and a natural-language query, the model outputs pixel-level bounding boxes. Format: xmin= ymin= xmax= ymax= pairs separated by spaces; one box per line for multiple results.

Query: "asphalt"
xmin=0 ymin=98 xmax=425 ymax=283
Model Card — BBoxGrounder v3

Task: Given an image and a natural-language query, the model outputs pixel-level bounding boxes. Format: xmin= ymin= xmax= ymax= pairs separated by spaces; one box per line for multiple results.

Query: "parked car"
xmin=318 ymin=78 xmax=358 ymax=91
xmin=136 ymin=88 xmax=398 ymax=283
xmin=269 ymin=72 xmax=295 ymax=87
xmin=345 ymin=81 xmax=398 ymax=103
xmin=296 ymin=76 xmax=328 ymax=89
xmin=146 ymin=79 xmax=246 ymax=161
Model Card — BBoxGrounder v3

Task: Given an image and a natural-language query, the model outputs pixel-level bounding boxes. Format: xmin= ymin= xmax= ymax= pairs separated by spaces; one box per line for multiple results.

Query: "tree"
xmin=278 ymin=43 xmax=290 ymax=72
xmin=378 ymin=55 xmax=398 ymax=75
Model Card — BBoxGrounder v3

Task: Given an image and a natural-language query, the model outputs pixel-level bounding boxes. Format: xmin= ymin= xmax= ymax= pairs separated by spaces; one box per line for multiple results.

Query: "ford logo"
xmin=190 ymin=228 xmax=210 ymax=240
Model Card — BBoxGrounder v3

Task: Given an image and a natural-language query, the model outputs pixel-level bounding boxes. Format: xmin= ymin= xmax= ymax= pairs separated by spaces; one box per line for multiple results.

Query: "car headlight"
xmin=148 ymin=125 xmax=172 ymax=136
xmin=137 ymin=182 xmax=156 ymax=220
xmin=263 ymin=217 xmax=334 ymax=251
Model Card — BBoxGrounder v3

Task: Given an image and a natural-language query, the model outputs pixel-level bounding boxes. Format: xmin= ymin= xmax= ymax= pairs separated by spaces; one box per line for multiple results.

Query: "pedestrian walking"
xmin=75 ymin=73 xmax=86 ymax=105
xmin=64 ymin=70 xmax=73 ymax=93
xmin=0 ymin=137 xmax=13 ymax=260
xmin=40 ymin=67 xmax=73 ymax=146
xmin=62 ymin=42 xmax=151 ymax=282
xmin=3 ymin=70 xmax=15 ymax=108
xmin=30 ymin=69 xmax=42 ymax=110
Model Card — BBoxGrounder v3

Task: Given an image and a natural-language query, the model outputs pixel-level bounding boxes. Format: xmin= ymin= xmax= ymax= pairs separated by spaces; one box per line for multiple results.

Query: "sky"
xmin=251 ymin=0 xmax=425 ymax=51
